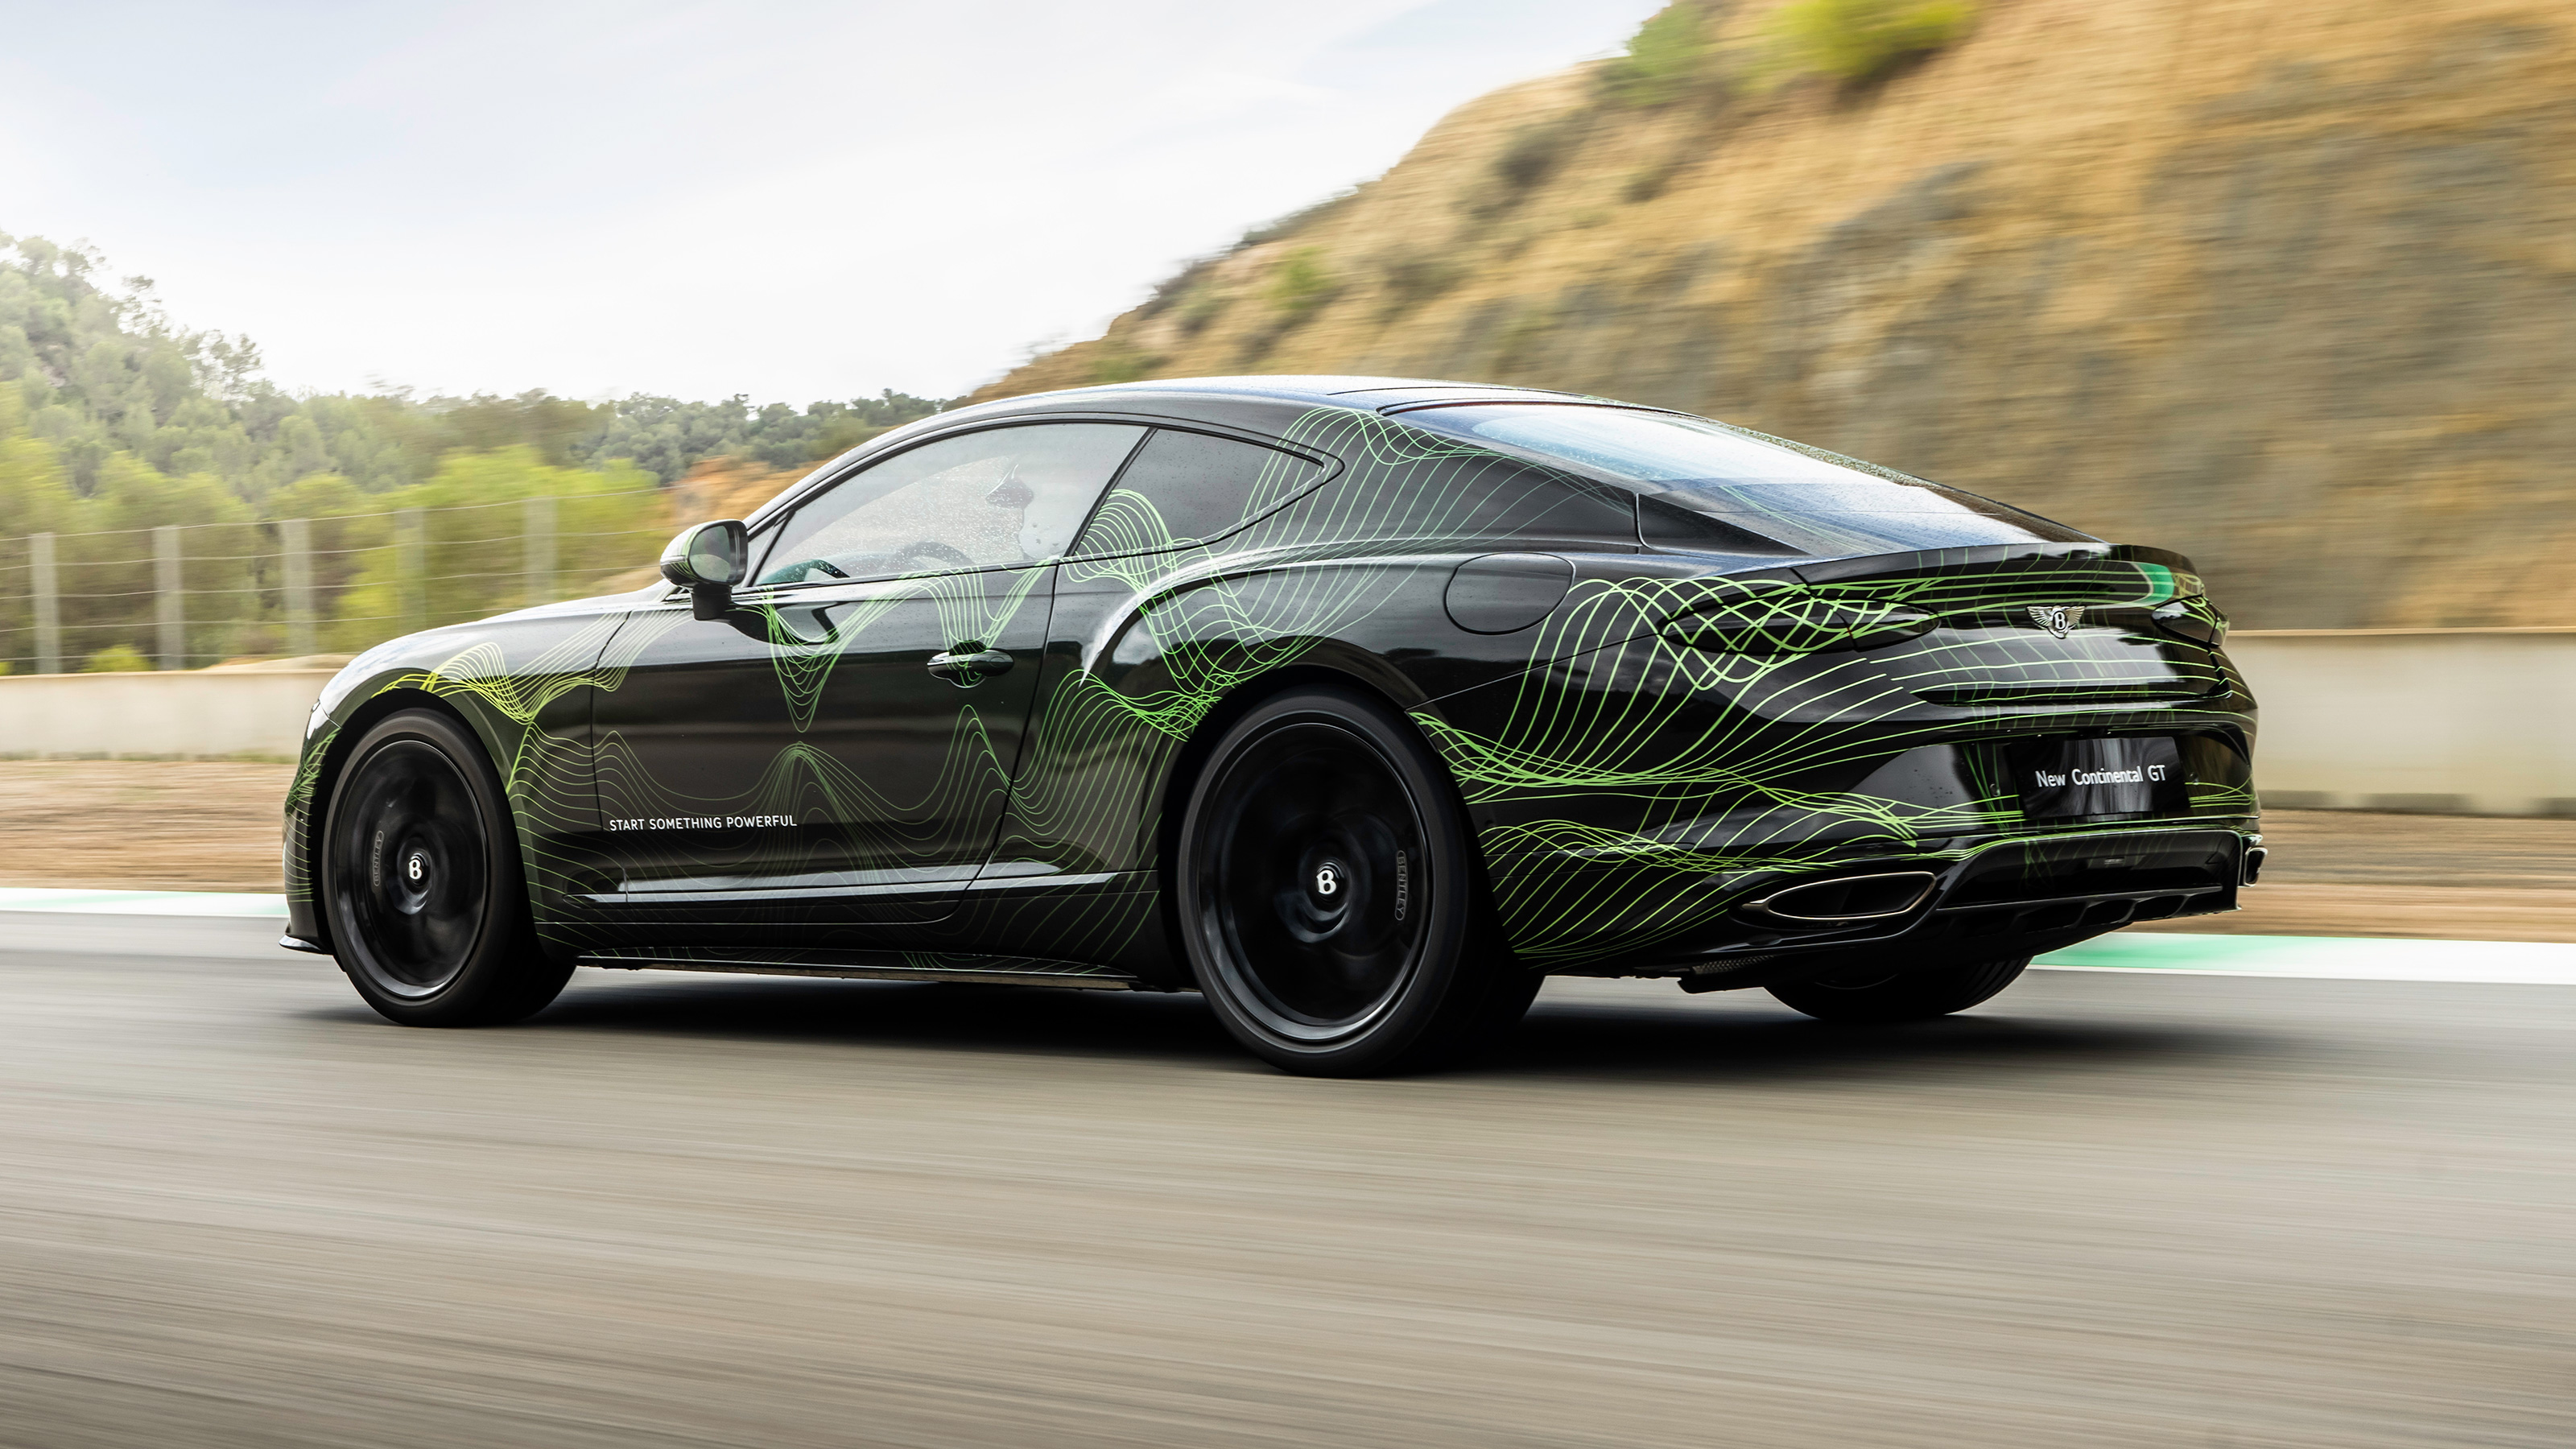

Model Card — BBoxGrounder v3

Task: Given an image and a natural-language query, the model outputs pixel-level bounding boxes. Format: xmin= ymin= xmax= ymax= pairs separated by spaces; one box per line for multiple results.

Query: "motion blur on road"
xmin=3 ymin=914 xmax=2569 ymax=1449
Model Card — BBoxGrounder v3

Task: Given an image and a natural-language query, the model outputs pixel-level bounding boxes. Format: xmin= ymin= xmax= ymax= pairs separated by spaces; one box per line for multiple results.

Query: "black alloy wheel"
xmin=1177 ymin=685 xmax=1539 ymax=1075
xmin=1766 ymin=956 xmax=2029 ymax=1023
xmin=320 ymin=708 xmax=568 ymax=1026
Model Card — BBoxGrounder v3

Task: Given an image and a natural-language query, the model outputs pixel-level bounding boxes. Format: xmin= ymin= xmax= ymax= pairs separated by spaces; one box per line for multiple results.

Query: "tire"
xmin=319 ymin=708 xmax=570 ymax=1026
xmin=1175 ymin=685 xmax=1538 ymax=1075
xmin=1766 ymin=956 xmax=2029 ymax=1024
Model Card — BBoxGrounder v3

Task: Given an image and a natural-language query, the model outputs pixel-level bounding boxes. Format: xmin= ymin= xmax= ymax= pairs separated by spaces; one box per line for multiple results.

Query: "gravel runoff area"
xmin=0 ymin=759 xmax=2571 ymax=939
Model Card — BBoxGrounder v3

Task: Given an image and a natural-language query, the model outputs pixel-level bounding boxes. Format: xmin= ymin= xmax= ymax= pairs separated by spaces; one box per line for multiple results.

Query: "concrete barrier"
xmin=0 ymin=668 xmax=330 ymax=761
xmin=0 ymin=632 xmax=2570 ymax=815
xmin=2226 ymin=630 xmax=2576 ymax=817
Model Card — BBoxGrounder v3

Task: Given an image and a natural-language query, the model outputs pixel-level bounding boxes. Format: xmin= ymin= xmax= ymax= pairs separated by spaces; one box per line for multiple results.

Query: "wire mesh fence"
xmin=0 ymin=487 xmax=678 ymax=674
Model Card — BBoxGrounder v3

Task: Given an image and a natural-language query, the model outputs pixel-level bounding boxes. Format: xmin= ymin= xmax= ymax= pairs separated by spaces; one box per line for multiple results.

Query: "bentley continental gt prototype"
xmin=283 ymin=376 xmax=2260 ymax=1075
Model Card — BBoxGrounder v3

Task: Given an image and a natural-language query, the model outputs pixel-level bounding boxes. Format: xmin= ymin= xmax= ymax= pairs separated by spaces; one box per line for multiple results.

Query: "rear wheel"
xmin=320 ymin=708 xmax=568 ymax=1026
xmin=1176 ymin=686 xmax=1538 ymax=1075
xmin=1767 ymin=956 xmax=2029 ymax=1024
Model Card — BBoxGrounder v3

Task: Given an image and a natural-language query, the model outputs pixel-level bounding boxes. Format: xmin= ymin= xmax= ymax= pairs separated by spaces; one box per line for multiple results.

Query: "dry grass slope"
xmin=976 ymin=0 xmax=2576 ymax=630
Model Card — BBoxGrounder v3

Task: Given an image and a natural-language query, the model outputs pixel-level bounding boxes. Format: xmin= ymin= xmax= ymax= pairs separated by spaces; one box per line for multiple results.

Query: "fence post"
xmin=281 ymin=517 xmax=316 ymax=658
xmin=396 ymin=507 xmax=427 ymax=636
xmin=31 ymin=531 xmax=61 ymax=675
xmin=155 ymin=524 xmax=184 ymax=670
xmin=524 ymin=494 xmax=557 ymax=608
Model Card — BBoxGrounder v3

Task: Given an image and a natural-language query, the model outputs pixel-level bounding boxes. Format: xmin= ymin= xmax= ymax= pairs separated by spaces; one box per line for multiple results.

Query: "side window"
xmin=1341 ymin=452 xmax=1638 ymax=547
xmin=754 ymin=423 xmax=1145 ymax=585
xmin=1070 ymin=429 xmax=1327 ymax=556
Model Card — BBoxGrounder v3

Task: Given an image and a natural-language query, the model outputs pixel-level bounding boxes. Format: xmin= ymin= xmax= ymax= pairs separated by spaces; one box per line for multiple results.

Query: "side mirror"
xmin=659 ymin=519 xmax=749 ymax=621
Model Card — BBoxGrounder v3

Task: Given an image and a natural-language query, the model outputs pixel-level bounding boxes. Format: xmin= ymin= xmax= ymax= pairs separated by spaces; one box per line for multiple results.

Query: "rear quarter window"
xmin=1071 ymin=429 xmax=1329 ymax=555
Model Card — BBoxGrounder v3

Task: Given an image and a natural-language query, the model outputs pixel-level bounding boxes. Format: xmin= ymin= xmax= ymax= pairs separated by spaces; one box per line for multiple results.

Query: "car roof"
xmin=757 ymin=376 xmax=1639 ymax=528
xmin=967 ymin=375 xmax=1612 ymax=417
xmin=1052 ymin=375 xmax=1603 ymax=409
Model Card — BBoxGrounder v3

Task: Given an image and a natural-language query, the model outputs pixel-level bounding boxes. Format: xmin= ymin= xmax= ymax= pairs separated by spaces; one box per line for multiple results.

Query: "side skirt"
xmin=575 ymin=947 xmax=1146 ymax=991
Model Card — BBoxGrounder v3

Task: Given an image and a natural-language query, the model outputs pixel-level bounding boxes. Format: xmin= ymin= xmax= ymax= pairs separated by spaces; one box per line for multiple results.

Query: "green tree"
xmin=0 ymin=230 xmax=956 ymax=665
xmin=0 ymin=389 xmax=77 ymax=671
xmin=56 ymin=453 xmax=258 ymax=667
xmin=263 ymin=471 xmax=392 ymax=633
xmin=0 ymin=233 xmax=954 ymax=502
xmin=324 ymin=448 xmax=665 ymax=651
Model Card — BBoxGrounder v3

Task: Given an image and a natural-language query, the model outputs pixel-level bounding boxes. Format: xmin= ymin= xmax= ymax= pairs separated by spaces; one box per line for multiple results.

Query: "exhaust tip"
xmin=1743 ymin=871 xmax=1938 ymax=926
xmin=2242 ymin=845 xmax=2267 ymax=887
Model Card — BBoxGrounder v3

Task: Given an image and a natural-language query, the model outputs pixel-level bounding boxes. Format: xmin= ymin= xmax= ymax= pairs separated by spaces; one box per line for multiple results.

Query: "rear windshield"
xmin=1397 ymin=404 xmax=2091 ymax=555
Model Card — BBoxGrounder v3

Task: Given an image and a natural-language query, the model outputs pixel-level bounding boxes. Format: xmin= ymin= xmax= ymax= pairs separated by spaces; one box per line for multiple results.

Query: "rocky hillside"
xmin=976 ymin=0 xmax=2576 ymax=630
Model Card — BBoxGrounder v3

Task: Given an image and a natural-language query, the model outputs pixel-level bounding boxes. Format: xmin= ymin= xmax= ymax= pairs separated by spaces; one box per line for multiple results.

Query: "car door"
xmin=990 ymin=427 xmax=1340 ymax=886
xmin=592 ymin=421 xmax=1147 ymax=943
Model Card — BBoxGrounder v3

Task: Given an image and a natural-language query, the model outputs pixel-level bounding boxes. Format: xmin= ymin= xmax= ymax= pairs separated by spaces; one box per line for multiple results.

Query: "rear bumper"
xmin=1587 ymin=825 xmax=2253 ymax=989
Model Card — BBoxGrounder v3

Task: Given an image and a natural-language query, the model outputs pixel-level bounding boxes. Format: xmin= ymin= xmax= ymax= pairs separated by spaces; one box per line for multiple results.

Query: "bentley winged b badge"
xmin=2027 ymin=605 xmax=2086 ymax=639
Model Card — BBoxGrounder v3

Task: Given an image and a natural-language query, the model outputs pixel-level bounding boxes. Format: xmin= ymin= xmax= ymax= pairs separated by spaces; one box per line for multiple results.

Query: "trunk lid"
xmin=1655 ymin=543 xmax=2232 ymax=714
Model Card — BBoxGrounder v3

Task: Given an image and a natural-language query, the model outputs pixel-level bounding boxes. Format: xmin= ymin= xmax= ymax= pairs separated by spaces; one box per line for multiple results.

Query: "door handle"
xmin=927 ymin=646 xmax=1014 ymax=684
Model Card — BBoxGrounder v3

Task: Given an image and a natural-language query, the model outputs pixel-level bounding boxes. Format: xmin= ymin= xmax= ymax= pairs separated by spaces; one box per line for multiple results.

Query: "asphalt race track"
xmin=2 ymin=914 xmax=2569 ymax=1448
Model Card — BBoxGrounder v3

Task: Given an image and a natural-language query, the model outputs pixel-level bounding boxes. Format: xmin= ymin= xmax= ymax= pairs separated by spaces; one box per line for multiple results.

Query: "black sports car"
xmin=284 ymin=376 xmax=2259 ymax=1075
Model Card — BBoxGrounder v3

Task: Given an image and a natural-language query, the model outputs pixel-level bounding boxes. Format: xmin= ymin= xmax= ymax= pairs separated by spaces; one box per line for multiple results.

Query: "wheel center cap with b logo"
xmin=395 ymin=846 xmax=434 ymax=912
xmin=1285 ymin=848 xmax=1357 ymax=942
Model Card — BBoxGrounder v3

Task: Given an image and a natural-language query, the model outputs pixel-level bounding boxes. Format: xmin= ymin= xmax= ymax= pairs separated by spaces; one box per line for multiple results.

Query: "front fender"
xmin=282 ymin=601 xmax=670 ymax=954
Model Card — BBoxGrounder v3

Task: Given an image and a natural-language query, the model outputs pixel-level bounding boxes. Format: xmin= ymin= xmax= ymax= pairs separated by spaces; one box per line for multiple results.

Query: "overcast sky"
xmin=0 ymin=1 xmax=1662 ymax=404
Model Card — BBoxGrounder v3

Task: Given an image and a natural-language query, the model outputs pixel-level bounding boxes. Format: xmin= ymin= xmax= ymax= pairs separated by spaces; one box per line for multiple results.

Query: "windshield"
xmin=1397 ymin=405 xmax=2091 ymax=555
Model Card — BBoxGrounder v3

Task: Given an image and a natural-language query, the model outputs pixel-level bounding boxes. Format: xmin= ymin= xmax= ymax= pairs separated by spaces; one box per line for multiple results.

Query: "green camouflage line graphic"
xmin=592 ymin=709 xmax=1015 ymax=870
xmin=283 ymin=608 xmax=687 ymax=914
xmin=1038 ymin=408 xmax=2241 ymax=967
xmin=752 ymin=568 xmax=1052 ymax=732
xmin=1410 ymin=555 xmax=2239 ymax=963
xmin=584 ymin=560 xmax=1053 ymax=911
xmin=291 ymin=399 xmax=2255 ymax=976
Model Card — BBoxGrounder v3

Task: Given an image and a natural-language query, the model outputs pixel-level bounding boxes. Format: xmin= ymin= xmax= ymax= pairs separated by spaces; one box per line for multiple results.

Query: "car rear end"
xmin=1392 ymin=403 xmax=2258 ymax=984
xmin=1653 ymin=542 xmax=2252 ymax=987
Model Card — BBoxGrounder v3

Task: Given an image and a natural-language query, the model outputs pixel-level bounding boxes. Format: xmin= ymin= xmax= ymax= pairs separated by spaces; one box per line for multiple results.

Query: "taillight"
xmin=2149 ymin=598 xmax=2226 ymax=647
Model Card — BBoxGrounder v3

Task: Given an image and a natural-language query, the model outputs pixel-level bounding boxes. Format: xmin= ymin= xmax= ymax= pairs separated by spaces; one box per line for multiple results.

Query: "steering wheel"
xmin=760 ymin=556 xmax=851 ymax=586
xmin=894 ymin=540 xmax=976 ymax=572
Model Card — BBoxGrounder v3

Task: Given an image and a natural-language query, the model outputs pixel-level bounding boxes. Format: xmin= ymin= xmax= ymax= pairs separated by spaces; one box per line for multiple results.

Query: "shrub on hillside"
xmin=1264 ymin=248 xmax=1340 ymax=318
xmin=1465 ymin=113 xmax=1591 ymax=217
xmin=1762 ymin=0 xmax=1979 ymax=86
xmin=1087 ymin=341 xmax=1163 ymax=386
xmin=1622 ymin=154 xmax=1691 ymax=204
xmin=1136 ymin=257 xmax=1220 ymax=320
xmin=1495 ymin=115 xmax=1583 ymax=192
xmin=1177 ymin=291 xmax=1232 ymax=337
xmin=1600 ymin=3 xmax=1716 ymax=108
xmin=1376 ymin=253 xmax=1467 ymax=317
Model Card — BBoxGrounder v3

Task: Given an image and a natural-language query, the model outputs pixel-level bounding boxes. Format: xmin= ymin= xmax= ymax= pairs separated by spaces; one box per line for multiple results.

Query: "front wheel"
xmin=1175 ymin=686 xmax=1538 ymax=1075
xmin=320 ymin=708 xmax=568 ymax=1026
xmin=1766 ymin=956 xmax=2029 ymax=1024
